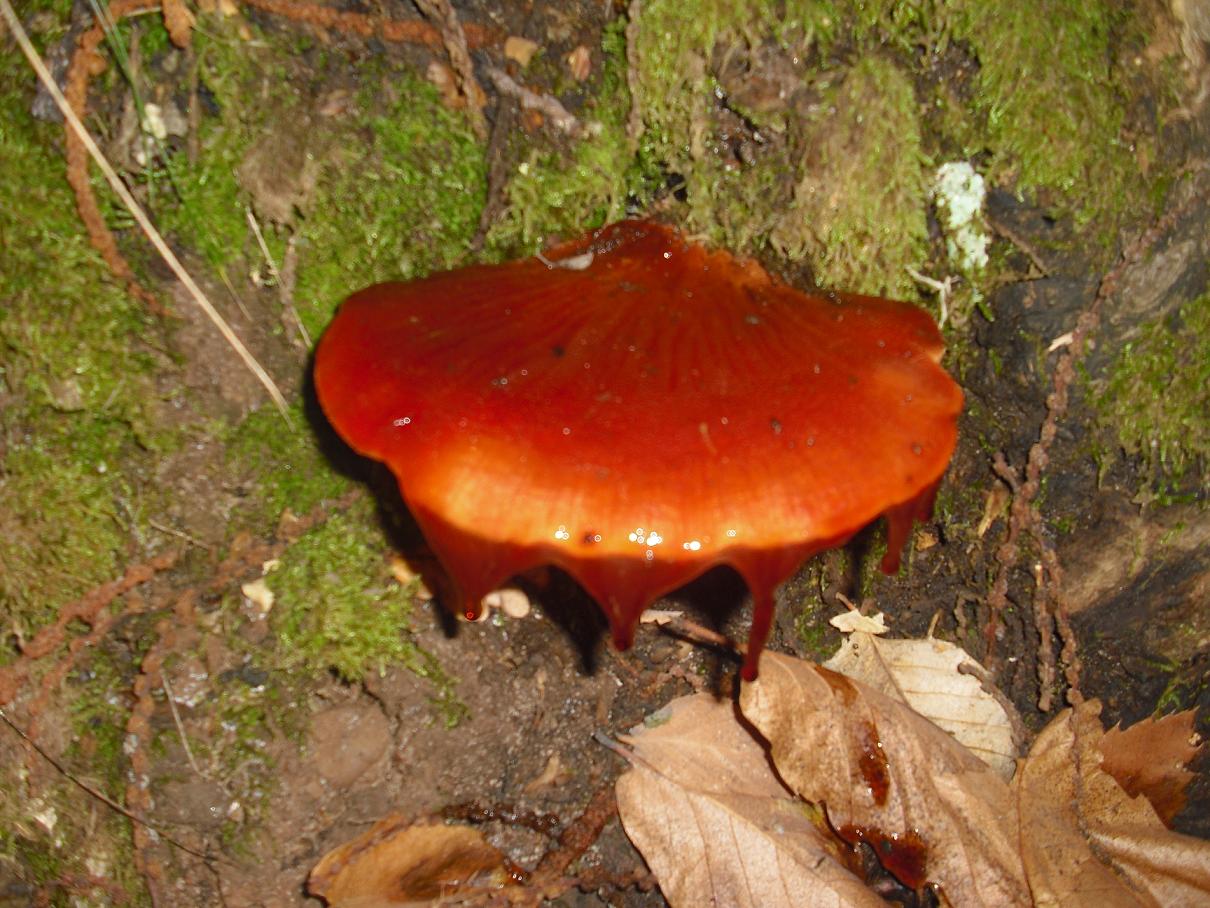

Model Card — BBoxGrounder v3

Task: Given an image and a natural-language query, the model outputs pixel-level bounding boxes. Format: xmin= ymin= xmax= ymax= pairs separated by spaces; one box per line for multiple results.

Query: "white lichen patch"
xmin=933 ymin=161 xmax=989 ymax=272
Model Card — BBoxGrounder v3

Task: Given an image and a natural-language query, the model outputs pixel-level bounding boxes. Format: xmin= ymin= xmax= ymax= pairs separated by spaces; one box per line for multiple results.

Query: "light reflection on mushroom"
xmin=314 ymin=219 xmax=963 ymax=679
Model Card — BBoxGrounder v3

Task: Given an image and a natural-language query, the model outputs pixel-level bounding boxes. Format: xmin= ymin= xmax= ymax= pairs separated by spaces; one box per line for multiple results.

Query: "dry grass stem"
xmin=0 ymin=0 xmax=289 ymax=416
xmin=245 ymin=207 xmax=312 ymax=347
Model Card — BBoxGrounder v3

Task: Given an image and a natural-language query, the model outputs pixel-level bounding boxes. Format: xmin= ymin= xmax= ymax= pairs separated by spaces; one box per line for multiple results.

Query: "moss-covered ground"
xmin=1 ymin=0 xmax=1207 ymax=900
xmin=1096 ymin=292 xmax=1210 ymax=501
xmin=0 ymin=9 xmax=166 ymax=639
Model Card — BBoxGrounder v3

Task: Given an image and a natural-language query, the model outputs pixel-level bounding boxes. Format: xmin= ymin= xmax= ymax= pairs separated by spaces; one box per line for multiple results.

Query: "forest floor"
xmin=1 ymin=0 xmax=1209 ymax=905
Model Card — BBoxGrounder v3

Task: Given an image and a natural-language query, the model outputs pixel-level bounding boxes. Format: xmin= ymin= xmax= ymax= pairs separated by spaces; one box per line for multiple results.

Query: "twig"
xmin=656 ymin=615 xmax=742 ymax=660
xmin=245 ymin=207 xmax=311 ymax=348
xmin=279 ymin=233 xmax=301 ymax=330
xmin=591 ymin=729 xmax=630 ymax=760
xmin=471 ymin=94 xmax=519 ymax=251
xmin=148 ymin=517 xmax=214 ymax=552
xmin=0 ymin=0 xmax=289 ymax=417
xmin=0 ymin=707 xmax=216 ymax=864
xmin=485 ymin=65 xmax=581 ymax=135
xmin=906 ymin=267 xmax=957 ymax=327
xmin=161 ymin=675 xmax=204 ymax=777
xmin=216 ymin=265 xmax=253 ymax=321
xmin=987 ymin=214 xmax=1052 ymax=277
xmin=413 ymin=0 xmax=488 ymax=139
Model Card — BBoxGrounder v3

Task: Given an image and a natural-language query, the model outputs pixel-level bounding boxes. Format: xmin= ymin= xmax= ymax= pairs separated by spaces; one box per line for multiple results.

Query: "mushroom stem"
xmin=741 ymin=588 xmax=776 ymax=683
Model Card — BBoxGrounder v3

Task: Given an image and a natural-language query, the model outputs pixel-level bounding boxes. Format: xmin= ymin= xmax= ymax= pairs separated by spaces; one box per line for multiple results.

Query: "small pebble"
xmin=481 ymin=587 xmax=531 ymax=619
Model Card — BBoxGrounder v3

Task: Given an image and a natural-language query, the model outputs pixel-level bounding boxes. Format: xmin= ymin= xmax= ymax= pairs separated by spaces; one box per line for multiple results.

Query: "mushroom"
xmin=314 ymin=220 xmax=962 ymax=679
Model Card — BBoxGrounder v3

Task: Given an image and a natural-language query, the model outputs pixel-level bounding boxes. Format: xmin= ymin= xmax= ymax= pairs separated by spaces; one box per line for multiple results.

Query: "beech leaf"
xmin=1098 ymin=709 xmax=1201 ymax=826
xmin=1016 ymin=700 xmax=1210 ymax=906
xmin=616 ymin=694 xmax=886 ymax=907
xmin=824 ymin=631 xmax=1018 ymax=778
xmin=741 ymin=652 xmax=1030 ymax=906
xmin=307 ymin=815 xmax=509 ymax=906
xmin=829 ymin=610 xmax=889 ymax=634
xmin=616 ymin=651 xmax=1209 ymax=907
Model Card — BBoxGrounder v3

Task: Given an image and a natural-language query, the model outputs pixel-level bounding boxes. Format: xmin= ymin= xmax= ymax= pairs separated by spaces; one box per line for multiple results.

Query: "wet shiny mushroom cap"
xmin=314 ymin=219 xmax=963 ymax=678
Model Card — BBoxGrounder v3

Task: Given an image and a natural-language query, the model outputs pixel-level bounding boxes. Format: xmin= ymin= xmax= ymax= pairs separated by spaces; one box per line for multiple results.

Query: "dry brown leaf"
xmin=504 ymin=35 xmax=539 ymax=67
xmin=161 ymin=0 xmax=194 ymax=48
xmin=426 ymin=61 xmax=464 ymax=110
xmin=616 ymin=694 xmax=886 ymax=908
xmin=1015 ymin=704 xmax=1159 ymax=906
xmin=829 ymin=610 xmax=889 ymax=634
xmin=741 ymin=652 xmax=1029 ymax=906
xmin=1099 ymin=709 xmax=1201 ymax=826
xmin=308 ymin=815 xmax=509 ymax=906
xmin=617 ymin=653 xmax=1207 ymax=906
xmin=824 ymin=632 xmax=1018 ymax=778
xmin=1017 ymin=701 xmax=1210 ymax=906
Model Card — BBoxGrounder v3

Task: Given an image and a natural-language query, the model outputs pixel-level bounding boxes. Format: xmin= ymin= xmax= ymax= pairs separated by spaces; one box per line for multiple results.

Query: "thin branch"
xmin=161 ymin=675 xmax=204 ymax=778
xmin=906 ymin=266 xmax=957 ymax=327
xmin=245 ymin=207 xmax=311 ymax=348
xmin=413 ymin=0 xmax=488 ymax=139
xmin=986 ymin=214 xmax=1052 ymax=277
xmin=0 ymin=707 xmax=220 ymax=864
xmin=485 ymin=65 xmax=581 ymax=134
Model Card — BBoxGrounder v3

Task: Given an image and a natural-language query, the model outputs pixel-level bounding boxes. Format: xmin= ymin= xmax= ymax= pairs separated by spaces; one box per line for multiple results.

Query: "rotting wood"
xmin=986 ymin=176 xmax=1206 ymax=710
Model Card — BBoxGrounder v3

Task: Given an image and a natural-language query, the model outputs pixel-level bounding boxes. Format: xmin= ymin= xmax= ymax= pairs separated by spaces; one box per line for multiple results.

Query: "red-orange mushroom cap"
xmin=314 ymin=219 xmax=963 ymax=679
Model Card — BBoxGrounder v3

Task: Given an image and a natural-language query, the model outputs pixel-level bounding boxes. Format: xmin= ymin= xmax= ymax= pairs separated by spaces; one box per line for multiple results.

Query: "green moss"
xmin=151 ymin=19 xmax=273 ymax=268
xmin=623 ymin=0 xmax=1164 ymax=299
xmin=848 ymin=0 xmax=939 ymax=48
xmin=794 ymin=595 xmax=839 ymax=660
xmin=630 ymin=0 xmax=834 ymax=163
xmin=0 ymin=41 xmax=164 ymax=631
xmin=268 ymin=507 xmax=414 ymax=681
xmin=225 ymin=402 xmax=350 ymax=528
xmin=1095 ymin=293 xmax=1210 ymax=499
xmin=626 ymin=4 xmax=934 ymax=293
xmin=628 ymin=0 xmax=838 ymax=250
xmin=770 ymin=56 xmax=929 ymax=296
xmin=68 ymin=645 xmax=138 ymax=794
xmin=6 ymin=834 xmax=63 ymax=889
xmin=485 ymin=20 xmax=632 ymax=255
xmin=267 ymin=504 xmax=465 ymax=722
xmin=790 ymin=561 xmax=841 ymax=660
xmin=295 ymin=71 xmax=486 ymax=338
xmin=0 ymin=646 xmax=145 ymax=901
xmin=951 ymin=0 xmax=1139 ymax=233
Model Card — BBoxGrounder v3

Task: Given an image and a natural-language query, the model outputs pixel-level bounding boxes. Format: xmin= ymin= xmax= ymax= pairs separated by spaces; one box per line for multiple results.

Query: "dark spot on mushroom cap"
xmin=313 ymin=219 xmax=963 ymax=680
